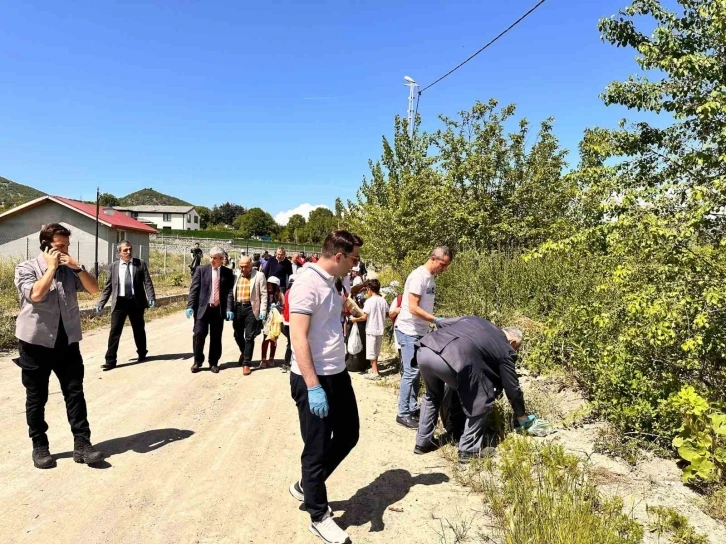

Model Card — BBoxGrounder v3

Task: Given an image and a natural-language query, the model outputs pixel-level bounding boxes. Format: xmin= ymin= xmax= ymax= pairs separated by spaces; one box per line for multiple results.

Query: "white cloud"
xmin=275 ymin=203 xmax=329 ymax=226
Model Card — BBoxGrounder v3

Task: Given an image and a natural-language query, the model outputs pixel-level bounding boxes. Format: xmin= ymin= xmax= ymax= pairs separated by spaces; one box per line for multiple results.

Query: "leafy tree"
xmin=211 ymin=202 xmax=246 ymax=226
xmin=285 ymin=213 xmax=307 ymax=243
xmin=351 ymin=102 xmax=573 ymax=263
xmin=99 ymin=193 xmax=120 ymax=207
xmin=306 ymin=207 xmax=336 ymax=244
xmin=236 ymin=207 xmax=277 ymax=238
xmin=195 ymin=205 xmax=211 ymax=229
xmin=529 ymin=0 xmax=726 ymax=449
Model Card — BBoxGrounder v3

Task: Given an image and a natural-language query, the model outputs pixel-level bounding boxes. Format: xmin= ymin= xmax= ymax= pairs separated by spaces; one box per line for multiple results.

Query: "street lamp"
xmin=404 ymin=76 xmax=419 ymax=138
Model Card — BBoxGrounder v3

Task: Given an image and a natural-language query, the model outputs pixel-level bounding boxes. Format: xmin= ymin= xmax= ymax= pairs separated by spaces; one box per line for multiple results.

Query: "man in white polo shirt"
xmin=394 ymin=246 xmax=453 ymax=429
xmin=288 ymin=230 xmax=363 ymax=544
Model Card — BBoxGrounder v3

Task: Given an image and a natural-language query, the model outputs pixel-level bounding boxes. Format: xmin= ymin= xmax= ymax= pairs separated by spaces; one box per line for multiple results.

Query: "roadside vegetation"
xmin=356 ymin=0 xmax=726 ymax=539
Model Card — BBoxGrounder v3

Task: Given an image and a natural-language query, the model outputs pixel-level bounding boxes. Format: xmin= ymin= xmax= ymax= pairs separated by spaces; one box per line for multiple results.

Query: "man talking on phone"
xmin=13 ymin=223 xmax=106 ymax=469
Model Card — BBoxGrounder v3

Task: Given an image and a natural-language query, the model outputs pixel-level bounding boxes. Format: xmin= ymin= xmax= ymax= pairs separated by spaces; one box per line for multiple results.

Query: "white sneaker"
xmin=309 ymin=512 xmax=350 ymax=544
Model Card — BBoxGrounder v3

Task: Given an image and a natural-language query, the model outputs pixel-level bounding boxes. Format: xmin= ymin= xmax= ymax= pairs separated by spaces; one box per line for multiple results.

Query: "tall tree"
xmin=211 ymin=202 xmax=246 ymax=227
xmin=306 ymin=207 xmax=336 ymax=244
xmin=99 ymin=193 xmax=119 ymax=207
xmin=195 ymin=205 xmax=211 ymax=229
xmin=286 ymin=213 xmax=307 ymax=243
xmin=236 ymin=207 xmax=277 ymax=238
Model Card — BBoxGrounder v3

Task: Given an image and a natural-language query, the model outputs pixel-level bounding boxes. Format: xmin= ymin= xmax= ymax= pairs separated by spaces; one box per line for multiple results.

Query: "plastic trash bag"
xmin=347 ymin=321 xmax=363 ymax=355
xmin=263 ymin=307 xmax=283 ymax=341
xmin=516 ymin=418 xmax=556 ymax=437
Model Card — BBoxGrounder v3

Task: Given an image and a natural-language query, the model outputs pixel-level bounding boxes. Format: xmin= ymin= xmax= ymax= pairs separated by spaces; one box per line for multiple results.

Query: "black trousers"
xmin=290 ymin=370 xmax=359 ymax=521
xmin=282 ymin=325 xmax=292 ymax=365
xmin=233 ymin=303 xmax=257 ymax=364
xmin=193 ymin=306 xmax=224 ymax=366
xmin=18 ymin=328 xmax=91 ymax=445
xmin=105 ymin=297 xmax=146 ymax=364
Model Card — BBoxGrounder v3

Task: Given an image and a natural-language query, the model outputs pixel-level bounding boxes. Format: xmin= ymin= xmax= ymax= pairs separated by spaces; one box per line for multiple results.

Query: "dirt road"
xmin=0 ymin=311 xmax=482 ymax=544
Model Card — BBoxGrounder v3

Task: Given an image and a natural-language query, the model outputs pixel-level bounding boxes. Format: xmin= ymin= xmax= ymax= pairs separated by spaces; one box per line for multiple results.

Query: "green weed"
xmin=647 ymin=505 xmax=708 ymax=544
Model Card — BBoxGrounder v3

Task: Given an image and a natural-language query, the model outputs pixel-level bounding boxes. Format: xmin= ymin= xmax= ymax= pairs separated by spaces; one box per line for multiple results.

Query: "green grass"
xmin=646 ymin=505 xmax=708 ymax=544
xmin=441 ymin=435 xmax=644 ymax=544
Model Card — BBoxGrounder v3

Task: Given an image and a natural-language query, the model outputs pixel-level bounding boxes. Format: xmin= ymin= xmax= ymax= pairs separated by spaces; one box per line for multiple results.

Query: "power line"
xmin=418 ymin=0 xmax=548 ymax=95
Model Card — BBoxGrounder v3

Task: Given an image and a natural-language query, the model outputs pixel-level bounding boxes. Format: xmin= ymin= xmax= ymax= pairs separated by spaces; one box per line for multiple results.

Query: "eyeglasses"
xmin=344 ymin=253 xmax=360 ymax=265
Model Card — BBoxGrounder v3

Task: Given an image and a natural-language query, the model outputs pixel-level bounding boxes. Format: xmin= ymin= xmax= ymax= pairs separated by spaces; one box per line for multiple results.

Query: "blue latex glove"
xmin=515 ymin=415 xmax=536 ymax=430
xmin=148 ymin=300 xmax=156 ymax=308
xmin=433 ymin=317 xmax=443 ymax=325
xmin=307 ymin=385 xmax=329 ymax=418
xmin=259 ymin=311 xmax=266 ymax=321
xmin=95 ymin=305 xmax=102 ymax=313
xmin=185 ymin=308 xmax=193 ymax=319
xmin=226 ymin=311 xmax=234 ymax=321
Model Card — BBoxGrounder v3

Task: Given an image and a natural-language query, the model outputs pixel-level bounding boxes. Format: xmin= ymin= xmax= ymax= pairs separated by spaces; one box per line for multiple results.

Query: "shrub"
xmin=449 ymin=435 xmax=644 ymax=544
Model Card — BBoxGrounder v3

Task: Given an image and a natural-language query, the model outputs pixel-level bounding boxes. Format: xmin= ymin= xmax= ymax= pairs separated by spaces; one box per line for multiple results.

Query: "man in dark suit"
xmin=97 ymin=241 xmax=156 ymax=370
xmin=185 ymin=246 xmax=234 ymax=374
xmin=262 ymin=246 xmax=293 ymax=293
xmin=412 ymin=317 xmax=539 ymax=463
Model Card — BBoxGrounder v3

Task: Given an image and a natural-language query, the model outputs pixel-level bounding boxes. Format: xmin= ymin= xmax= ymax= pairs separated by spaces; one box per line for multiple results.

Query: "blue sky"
xmin=0 ymin=0 xmax=648 ymax=223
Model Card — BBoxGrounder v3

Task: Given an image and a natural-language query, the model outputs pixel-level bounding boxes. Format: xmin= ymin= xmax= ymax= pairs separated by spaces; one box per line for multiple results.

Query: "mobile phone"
xmin=40 ymin=240 xmax=51 ymax=252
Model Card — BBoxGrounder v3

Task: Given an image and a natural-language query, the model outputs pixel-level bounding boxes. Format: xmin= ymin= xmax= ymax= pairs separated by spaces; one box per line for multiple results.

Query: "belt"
xmin=237 ymin=301 xmax=252 ymax=306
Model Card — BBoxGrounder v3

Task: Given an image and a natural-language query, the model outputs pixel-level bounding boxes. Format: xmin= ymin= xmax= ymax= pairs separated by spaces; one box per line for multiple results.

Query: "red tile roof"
xmin=52 ymin=196 xmax=158 ymax=234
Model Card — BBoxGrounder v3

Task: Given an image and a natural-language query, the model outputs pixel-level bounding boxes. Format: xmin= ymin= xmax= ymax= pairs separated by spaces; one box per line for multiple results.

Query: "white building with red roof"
xmin=0 ymin=195 xmax=158 ymax=266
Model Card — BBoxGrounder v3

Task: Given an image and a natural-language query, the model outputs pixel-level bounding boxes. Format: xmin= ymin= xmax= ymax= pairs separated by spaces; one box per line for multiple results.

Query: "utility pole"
xmin=404 ymin=76 xmax=419 ymax=138
xmin=94 ymin=187 xmax=100 ymax=278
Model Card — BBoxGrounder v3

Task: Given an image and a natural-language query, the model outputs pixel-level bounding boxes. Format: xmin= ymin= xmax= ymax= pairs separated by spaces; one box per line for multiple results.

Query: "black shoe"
xmin=73 ymin=438 xmax=105 ymax=465
xmin=411 ymin=409 xmax=420 ymax=421
xmin=137 ymin=353 xmax=147 ymax=363
xmin=191 ymin=363 xmax=201 ymax=373
xmin=210 ymin=365 xmax=220 ymax=374
xmin=32 ymin=443 xmax=56 ymax=469
xmin=414 ymin=441 xmax=439 ymax=455
xmin=396 ymin=415 xmax=419 ymax=429
xmin=101 ymin=361 xmax=116 ymax=371
xmin=458 ymin=447 xmax=496 ymax=464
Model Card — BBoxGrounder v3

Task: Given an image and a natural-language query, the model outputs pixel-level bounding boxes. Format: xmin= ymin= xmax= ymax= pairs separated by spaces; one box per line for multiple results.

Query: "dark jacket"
xmin=187 ymin=264 xmax=235 ymax=320
xmin=98 ymin=258 xmax=155 ymax=311
xmin=417 ymin=316 xmax=525 ymax=418
xmin=190 ymin=248 xmax=203 ymax=270
xmin=262 ymin=257 xmax=293 ymax=288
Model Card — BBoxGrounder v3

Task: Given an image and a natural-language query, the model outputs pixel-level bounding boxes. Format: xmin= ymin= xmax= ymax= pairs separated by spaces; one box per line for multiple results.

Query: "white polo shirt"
xmin=289 ymin=263 xmax=346 ymax=376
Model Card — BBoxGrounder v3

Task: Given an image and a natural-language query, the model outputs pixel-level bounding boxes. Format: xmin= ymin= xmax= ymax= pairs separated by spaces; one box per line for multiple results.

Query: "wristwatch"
xmin=73 ymin=265 xmax=86 ymax=274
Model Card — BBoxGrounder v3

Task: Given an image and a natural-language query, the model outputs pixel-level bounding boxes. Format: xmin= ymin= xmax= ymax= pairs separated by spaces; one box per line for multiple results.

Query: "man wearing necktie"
xmin=97 ymin=241 xmax=156 ymax=370
xmin=186 ymin=246 xmax=235 ymax=374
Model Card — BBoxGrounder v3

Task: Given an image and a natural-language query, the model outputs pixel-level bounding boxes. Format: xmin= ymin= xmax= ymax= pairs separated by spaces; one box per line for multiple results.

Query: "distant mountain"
xmin=0 ymin=176 xmax=45 ymax=211
xmin=119 ymin=188 xmax=191 ymax=207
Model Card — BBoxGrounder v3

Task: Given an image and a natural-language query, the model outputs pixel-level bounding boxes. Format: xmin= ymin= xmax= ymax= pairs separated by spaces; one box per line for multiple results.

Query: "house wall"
xmin=128 ymin=210 xmax=199 ymax=231
xmin=0 ymin=201 xmax=149 ymax=267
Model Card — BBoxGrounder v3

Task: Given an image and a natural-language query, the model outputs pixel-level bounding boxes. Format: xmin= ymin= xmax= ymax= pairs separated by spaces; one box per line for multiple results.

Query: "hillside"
xmin=120 ymin=188 xmax=191 ymax=207
xmin=0 ymin=176 xmax=44 ymax=210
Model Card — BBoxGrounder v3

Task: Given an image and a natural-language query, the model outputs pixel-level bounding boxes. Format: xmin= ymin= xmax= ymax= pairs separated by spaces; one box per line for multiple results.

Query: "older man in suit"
xmin=232 ymin=255 xmax=267 ymax=376
xmin=186 ymin=246 xmax=234 ymax=374
xmin=97 ymin=240 xmax=156 ymax=371
xmin=412 ymin=317 xmax=539 ymax=463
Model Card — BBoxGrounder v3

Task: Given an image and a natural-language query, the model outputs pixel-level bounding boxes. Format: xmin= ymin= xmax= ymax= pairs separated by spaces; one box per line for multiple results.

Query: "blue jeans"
xmin=396 ymin=329 xmax=422 ymax=417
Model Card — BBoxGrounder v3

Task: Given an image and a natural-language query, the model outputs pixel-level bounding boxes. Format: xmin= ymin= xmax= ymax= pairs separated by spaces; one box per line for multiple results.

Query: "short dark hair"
xmin=195 ymin=242 xmax=200 ymax=246
xmin=39 ymin=223 xmax=71 ymax=246
xmin=367 ymin=279 xmax=381 ymax=294
xmin=321 ymin=230 xmax=363 ymax=258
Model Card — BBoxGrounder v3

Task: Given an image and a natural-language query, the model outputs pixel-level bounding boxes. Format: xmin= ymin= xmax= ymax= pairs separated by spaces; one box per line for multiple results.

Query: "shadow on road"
xmin=114 ymin=352 xmax=194 ymax=369
xmin=327 ymin=469 xmax=450 ymax=532
xmin=56 ymin=428 xmax=195 ymax=465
